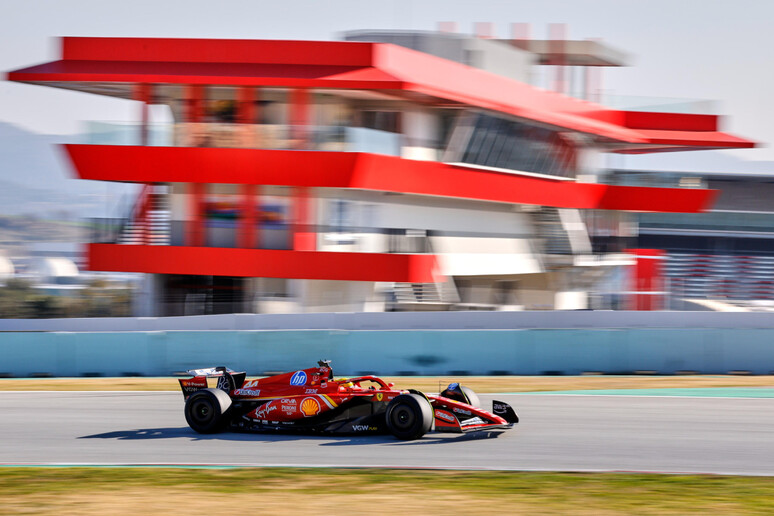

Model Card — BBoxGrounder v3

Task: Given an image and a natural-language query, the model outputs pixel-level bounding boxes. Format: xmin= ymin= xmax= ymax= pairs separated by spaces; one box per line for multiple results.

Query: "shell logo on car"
xmin=300 ymin=397 xmax=321 ymax=417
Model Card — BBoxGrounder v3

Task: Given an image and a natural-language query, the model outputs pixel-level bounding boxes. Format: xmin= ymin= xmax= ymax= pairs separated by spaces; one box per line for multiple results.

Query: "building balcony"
xmin=88 ymin=217 xmax=433 ymax=255
xmin=66 ymin=145 xmax=717 ymax=213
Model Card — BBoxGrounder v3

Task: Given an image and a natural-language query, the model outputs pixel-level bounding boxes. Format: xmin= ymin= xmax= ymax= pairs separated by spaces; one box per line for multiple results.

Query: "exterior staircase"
xmin=117 ymin=184 xmax=170 ymax=245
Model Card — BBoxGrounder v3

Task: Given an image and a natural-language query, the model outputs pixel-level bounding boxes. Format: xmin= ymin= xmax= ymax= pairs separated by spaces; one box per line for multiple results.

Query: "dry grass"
xmin=0 ymin=375 xmax=773 ymax=392
xmin=1 ymin=468 xmax=774 ymax=515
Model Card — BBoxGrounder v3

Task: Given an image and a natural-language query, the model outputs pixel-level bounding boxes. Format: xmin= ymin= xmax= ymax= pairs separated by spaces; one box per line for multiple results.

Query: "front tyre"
xmin=385 ymin=393 xmax=433 ymax=440
xmin=440 ymin=384 xmax=481 ymax=408
xmin=184 ymin=388 xmax=232 ymax=434
xmin=459 ymin=386 xmax=481 ymax=408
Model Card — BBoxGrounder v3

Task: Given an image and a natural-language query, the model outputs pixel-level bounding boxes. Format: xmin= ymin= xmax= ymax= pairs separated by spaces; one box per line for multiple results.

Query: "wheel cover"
xmin=391 ymin=404 xmax=416 ymax=430
xmin=191 ymin=399 xmax=214 ymax=424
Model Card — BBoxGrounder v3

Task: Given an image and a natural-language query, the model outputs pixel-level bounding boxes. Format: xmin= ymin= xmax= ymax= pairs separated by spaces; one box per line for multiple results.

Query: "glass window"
xmin=458 ymin=113 xmax=577 ymax=178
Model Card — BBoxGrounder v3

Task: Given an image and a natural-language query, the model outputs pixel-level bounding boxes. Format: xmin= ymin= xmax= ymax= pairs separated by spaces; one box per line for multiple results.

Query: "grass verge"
xmin=1 ymin=468 xmax=773 ymax=515
xmin=0 ymin=375 xmax=772 ymax=392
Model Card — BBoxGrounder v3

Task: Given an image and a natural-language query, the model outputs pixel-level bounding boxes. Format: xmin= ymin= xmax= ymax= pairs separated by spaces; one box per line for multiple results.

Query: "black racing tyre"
xmin=460 ymin=386 xmax=481 ymax=408
xmin=184 ymin=388 xmax=232 ymax=434
xmin=385 ymin=393 xmax=433 ymax=440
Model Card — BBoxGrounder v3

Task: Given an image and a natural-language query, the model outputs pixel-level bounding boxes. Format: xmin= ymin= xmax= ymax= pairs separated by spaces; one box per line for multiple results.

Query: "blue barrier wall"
xmin=2 ymin=328 xmax=774 ymax=377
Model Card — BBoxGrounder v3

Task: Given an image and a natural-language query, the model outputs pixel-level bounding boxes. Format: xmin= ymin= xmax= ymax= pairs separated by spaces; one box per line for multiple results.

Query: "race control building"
xmin=7 ymin=31 xmax=755 ymax=315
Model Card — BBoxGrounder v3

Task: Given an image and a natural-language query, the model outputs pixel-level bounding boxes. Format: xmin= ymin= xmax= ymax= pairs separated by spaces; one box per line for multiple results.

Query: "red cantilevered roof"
xmin=9 ymin=59 xmax=405 ymax=90
xmin=585 ymin=109 xmax=756 ymax=153
xmin=7 ymin=37 xmax=755 ymax=151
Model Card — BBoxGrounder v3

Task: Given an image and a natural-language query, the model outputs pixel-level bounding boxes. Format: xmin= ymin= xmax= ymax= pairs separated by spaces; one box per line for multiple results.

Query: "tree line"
xmin=0 ymin=278 xmax=131 ymax=318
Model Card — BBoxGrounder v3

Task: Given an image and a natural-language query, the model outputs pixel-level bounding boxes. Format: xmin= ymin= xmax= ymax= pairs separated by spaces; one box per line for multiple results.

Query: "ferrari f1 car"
xmin=179 ymin=361 xmax=518 ymax=440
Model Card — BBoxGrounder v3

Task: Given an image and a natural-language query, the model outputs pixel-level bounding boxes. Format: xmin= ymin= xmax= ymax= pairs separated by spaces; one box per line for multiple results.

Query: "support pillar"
xmin=139 ymin=183 xmax=152 ymax=245
xmin=437 ymin=21 xmax=458 ymax=33
xmin=292 ymin=186 xmax=316 ymax=251
xmin=237 ymin=86 xmax=256 ymax=124
xmin=184 ymin=84 xmax=205 ymax=122
xmin=583 ymin=39 xmax=603 ymax=103
xmin=183 ymin=85 xmax=206 ymax=247
xmin=236 ymin=86 xmax=259 ymax=248
xmin=186 ymin=182 xmax=206 ymax=247
xmin=237 ymin=86 xmax=258 ymax=148
xmin=182 ymin=84 xmax=205 ymax=147
xmin=627 ymin=249 xmax=666 ymax=311
xmin=474 ymin=22 xmax=494 ymax=38
xmin=549 ymin=23 xmax=567 ymax=95
xmin=134 ymin=83 xmax=152 ymax=146
xmin=289 ymin=88 xmax=310 ymax=149
xmin=238 ymin=183 xmax=257 ymax=249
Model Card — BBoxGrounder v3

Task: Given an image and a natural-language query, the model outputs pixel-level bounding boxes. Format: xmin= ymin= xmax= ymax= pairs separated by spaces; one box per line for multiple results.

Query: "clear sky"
xmin=2 ymin=0 xmax=773 ymax=163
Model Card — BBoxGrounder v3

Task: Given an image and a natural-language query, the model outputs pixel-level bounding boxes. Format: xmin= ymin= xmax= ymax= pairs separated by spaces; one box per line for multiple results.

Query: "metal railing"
xmin=81 ymin=122 xmax=413 ymax=155
xmin=86 ymin=219 xmax=433 ymax=254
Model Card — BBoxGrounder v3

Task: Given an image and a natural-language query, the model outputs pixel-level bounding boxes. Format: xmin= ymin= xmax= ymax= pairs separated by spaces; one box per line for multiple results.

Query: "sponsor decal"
xmin=280 ymin=398 xmax=297 ymax=404
xmin=434 ymin=409 xmax=456 ymax=423
xmin=452 ymin=408 xmax=472 ymax=416
xmin=255 ymin=404 xmax=277 ymax=419
xmin=493 ymin=402 xmax=507 ymax=414
xmin=281 ymin=405 xmax=297 ymax=413
xmin=216 ymin=375 xmax=231 ymax=392
xmin=243 ymin=380 xmax=260 ymax=389
xmin=376 ymin=393 xmax=384 ymax=402
xmin=352 ymin=425 xmax=378 ymax=432
xmin=300 ymin=397 xmax=321 ymax=417
xmin=304 ymin=389 xmax=318 ymax=394
xmin=290 ymin=371 xmax=307 ymax=386
xmin=234 ymin=389 xmax=261 ymax=396
xmin=180 ymin=378 xmax=207 ymax=395
xmin=321 ymin=382 xmax=327 ymax=388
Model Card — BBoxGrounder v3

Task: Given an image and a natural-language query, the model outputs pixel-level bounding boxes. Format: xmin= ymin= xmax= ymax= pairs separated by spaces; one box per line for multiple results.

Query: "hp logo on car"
xmin=290 ymin=371 xmax=307 ymax=386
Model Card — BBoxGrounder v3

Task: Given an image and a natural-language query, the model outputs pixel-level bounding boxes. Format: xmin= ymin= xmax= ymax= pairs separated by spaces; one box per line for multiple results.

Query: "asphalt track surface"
xmin=2 ymin=391 xmax=774 ymax=475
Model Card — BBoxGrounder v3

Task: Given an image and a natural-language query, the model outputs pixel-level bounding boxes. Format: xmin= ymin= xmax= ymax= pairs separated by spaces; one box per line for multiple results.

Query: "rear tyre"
xmin=184 ymin=388 xmax=232 ymax=434
xmin=385 ymin=393 xmax=433 ymax=440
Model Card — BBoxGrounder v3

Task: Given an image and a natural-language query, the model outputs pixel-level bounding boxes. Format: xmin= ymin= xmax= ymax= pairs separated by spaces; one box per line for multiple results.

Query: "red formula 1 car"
xmin=179 ymin=361 xmax=518 ymax=440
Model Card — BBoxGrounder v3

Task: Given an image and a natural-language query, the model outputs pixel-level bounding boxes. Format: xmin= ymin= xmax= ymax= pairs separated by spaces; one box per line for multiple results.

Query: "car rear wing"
xmin=186 ymin=366 xmax=241 ymax=377
xmin=178 ymin=366 xmax=246 ymax=400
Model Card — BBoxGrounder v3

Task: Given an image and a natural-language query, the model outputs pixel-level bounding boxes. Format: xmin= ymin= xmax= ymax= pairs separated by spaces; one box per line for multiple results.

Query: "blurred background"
xmin=2 ymin=0 xmax=773 ymax=318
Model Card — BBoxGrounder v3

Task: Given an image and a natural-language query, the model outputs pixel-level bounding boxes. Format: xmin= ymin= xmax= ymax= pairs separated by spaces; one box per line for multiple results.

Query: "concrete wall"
xmin=4 ymin=312 xmax=774 ymax=377
xmin=5 ymin=311 xmax=774 ymax=332
xmin=1 ymin=328 xmax=774 ymax=377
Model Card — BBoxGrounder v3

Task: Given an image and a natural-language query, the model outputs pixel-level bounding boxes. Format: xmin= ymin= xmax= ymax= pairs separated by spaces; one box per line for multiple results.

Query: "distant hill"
xmin=0 ymin=214 xmax=87 ymax=258
xmin=0 ymin=122 xmax=136 ymax=218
